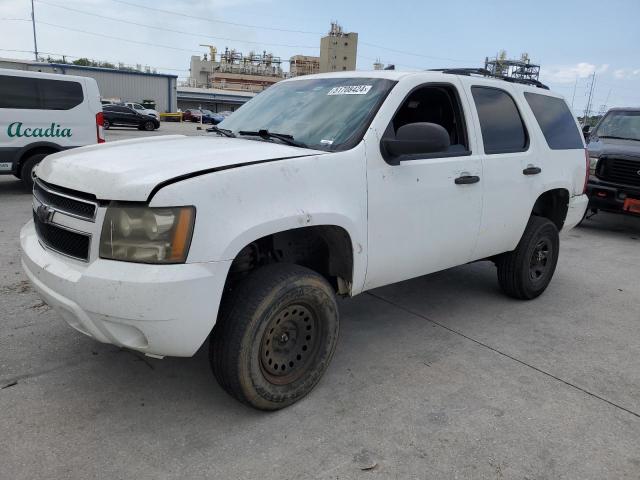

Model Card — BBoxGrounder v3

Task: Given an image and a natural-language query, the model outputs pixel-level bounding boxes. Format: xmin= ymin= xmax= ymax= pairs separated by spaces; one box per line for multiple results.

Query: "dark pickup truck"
xmin=584 ymin=108 xmax=640 ymax=217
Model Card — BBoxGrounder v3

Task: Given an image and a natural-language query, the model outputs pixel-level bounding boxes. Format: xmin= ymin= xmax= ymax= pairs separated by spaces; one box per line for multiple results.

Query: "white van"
xmin=0 ymin=68 xmax=104 ymax=189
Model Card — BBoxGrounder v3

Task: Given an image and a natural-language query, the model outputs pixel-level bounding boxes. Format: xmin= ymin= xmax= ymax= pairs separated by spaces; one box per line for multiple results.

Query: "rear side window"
xmin=0 ymin=75 xmax=83 ymax=110
xmin=524 ymin=92 xmax=583 ymax=149
xmin=471 ymin=86 xmax=528 ymax=154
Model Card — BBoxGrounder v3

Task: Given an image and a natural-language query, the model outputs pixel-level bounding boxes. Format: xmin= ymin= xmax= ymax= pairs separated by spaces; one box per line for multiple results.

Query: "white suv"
xmin=20 ymin=70 xmax=588 ymax=410
xmin=124 ymin=102 xmax=160 ymax=119
xmin=0 ymin=68 xmax=104 ymax=189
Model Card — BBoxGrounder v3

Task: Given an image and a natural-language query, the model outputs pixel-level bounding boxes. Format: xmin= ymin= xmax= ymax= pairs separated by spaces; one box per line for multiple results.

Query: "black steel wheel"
xmin=496 ymin=216 xmax=559 ymax=299
xmin=259 ymin=303 xmax=323 ymax=385
xmin=210 ymin=264 xmax=339 ymax=410
xmin=529 ymin=238 xmax=552 ymax=282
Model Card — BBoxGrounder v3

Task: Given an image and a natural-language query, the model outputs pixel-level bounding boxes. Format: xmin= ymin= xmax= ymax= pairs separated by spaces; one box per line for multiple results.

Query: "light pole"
xmin=31 ymin=0 xmax=39 ymax=61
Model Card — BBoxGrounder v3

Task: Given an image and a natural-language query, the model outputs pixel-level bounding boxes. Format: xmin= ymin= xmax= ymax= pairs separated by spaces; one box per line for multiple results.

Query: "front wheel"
xmin=103 ymin=119 xmax=110 ymax=130
xmin=496 ymin=216 xmax=559 ymax=300
xmin=20 ymin=153 xmax=47 ymax=190
xmin=143 ymin=121 xmax=155 ymax=131
xmin=210 ymin=264 xmax=339 ymax=410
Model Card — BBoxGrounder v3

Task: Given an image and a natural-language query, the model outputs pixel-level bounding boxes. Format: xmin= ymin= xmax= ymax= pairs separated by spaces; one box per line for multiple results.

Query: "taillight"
xmin=96 ymin=112 xmax=105 ymax=144
xmin=583 ymin=148 xmax=589 ymax=194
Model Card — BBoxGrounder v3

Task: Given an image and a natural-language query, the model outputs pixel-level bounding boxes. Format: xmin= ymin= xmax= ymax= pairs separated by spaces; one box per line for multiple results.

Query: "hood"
xmin=587 ymin=137 xmax=640 ymax=158
xmin=37 ymin=135 xmax=323 ymax=201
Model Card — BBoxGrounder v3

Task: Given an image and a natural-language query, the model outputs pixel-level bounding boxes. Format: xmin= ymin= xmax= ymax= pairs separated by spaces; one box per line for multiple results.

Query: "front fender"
xmin=150 ymin=147 xmax=369 ymax=293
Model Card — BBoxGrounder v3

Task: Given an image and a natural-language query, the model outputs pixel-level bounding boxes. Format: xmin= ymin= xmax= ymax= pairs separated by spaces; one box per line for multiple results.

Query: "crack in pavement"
xmin=0 ymin=347 xmax=128 ymax=388
xmin=366 ymin=291 xmax=640 ymax=420
xmin=0 ymin=358 xmax=91 ymax=388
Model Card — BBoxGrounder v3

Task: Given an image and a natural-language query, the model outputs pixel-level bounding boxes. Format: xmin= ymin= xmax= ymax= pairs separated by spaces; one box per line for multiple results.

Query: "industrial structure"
xmin=0 ymin=57 xmax=178 ymax=112
xmin=484 ymin=51 xmax=541 ymax=81
xmin=187 ymin=22 xmax=359 ymax=86
xmin=289 ymin=55 xmax=320 ymax=77
xmin=319 ymin=22 xmax=358 ymax=73
xmin=188 ymin=45 xmax=283 ymax=92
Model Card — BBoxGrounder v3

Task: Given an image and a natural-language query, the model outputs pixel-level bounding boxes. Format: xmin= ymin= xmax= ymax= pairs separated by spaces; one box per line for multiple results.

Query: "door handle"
xmin=523 ymin=166 xmax=542 ymax=175
xmin=454 ymin=175 xmax=480 ymax=185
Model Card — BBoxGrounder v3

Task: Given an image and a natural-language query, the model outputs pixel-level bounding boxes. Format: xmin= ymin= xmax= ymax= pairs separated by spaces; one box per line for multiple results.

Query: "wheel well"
xmin=227 ymin=225 xmax=354 ymax=295
xmin=531 ymin=189 xmax=569 ymax=230
xmin=15 ymin=146 xmax=59 ymax=177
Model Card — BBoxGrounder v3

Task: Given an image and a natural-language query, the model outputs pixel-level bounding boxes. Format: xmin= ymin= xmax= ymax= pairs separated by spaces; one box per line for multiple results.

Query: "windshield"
xmin=219 ymin=77 xmax=396 ymax=151
xmin=595 ymin=111 xmax=640 ymax=141
xmin=201 ymin=109 xmax=214 ymax=115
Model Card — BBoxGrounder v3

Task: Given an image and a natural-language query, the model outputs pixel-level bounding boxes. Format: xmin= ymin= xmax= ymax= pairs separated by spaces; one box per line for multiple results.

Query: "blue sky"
xmin=1 ymin=0 xmax=639 ymax=114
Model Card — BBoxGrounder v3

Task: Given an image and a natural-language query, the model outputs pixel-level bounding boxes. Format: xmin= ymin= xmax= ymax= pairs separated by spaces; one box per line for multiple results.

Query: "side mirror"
xmin=381 ymin=122 xmax=450 ymax=160
xmin=582 ymin=124 xmax=591 ymax=141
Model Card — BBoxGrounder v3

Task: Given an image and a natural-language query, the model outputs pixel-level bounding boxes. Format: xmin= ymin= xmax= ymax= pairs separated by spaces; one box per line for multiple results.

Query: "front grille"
xmin=33 ymin=211 xmax=91 ymax=261
xmin=33 ymin=179 xmax=97 ymax=221
xmin=599 ymin=157 xmax=640 ymax=187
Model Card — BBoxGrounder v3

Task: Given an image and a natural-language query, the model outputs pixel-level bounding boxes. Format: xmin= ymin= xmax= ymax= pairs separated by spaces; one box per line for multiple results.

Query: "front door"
xmin=364 ymin=80 xmax=483 ymax=290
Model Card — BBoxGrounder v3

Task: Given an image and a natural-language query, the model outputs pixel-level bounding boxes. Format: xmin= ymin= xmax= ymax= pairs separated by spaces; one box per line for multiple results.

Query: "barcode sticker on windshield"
xmin=327 ymin=85 xmax=372 ymax=96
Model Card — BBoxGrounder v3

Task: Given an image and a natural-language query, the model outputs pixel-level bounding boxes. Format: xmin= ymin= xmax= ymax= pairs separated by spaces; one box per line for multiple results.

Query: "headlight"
xmin=100 ymin=205 xmax=195 ymax=264
xmin=589 ymin=156 xmax=599 ymax=175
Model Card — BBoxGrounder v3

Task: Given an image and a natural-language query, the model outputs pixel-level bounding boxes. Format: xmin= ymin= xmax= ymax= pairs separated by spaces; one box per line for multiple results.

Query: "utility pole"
xmin=571 ymin=76 xmax=578 ymax=110
xmin=31 ymin=0 xmax=39 ymax=61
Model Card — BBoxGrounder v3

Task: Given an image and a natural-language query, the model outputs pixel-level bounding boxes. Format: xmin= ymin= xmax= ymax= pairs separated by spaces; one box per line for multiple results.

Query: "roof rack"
xmin=429 ymin=68 xmax=549 ymax=90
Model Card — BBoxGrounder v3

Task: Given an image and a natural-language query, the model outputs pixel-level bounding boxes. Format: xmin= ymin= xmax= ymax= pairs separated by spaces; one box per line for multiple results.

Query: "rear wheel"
xmin=496 ymin=216 xmax=559 ymax=300
xmin=210 ymin=264 xmax=339 ymax=410
xmin=20 ymin=153 xmax=47 ymax=190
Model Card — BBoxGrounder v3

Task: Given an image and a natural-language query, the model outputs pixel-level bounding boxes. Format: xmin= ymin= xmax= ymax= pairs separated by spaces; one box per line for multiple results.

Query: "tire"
xmin=496 ymin=216 xmax=559 ymax=300
xmin=143 ymin=121 xmax=155 ymax=131
xmin=210 ymin=263 xmax=339 ymax=410
xmin=20 ymin=153 xmax=47 ymax=190
xmin=103 ymin=119 xmax=110 ymax=129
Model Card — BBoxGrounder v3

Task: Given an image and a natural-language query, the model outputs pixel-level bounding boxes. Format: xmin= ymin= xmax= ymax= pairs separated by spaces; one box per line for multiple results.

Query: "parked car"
xmin=102 ymin=105 xmax=159 ymax=131
xmin=0 ymin=68 xmax=104 ymax=189
xmin=21 ymin=70 xmax=588 ymax=410
xmin=201 ymin=109 xmax=225 ymax=125
xmin=124 ymin=102 xmax=160 ymax=120
xmin=584 ymin=108 xmax=640 ymax=217
xmin=182 ymin=109 xmax=203 ymax=122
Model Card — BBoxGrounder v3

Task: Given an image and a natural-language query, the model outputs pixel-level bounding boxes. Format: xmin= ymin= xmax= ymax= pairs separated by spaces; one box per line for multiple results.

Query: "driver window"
xmin=389 ymin=84 xmax=469 ymax=154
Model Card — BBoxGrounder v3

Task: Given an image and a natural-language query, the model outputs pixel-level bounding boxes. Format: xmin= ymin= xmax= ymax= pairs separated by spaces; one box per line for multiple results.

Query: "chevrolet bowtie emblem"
xmin=36 ymin=204 xmax=54 ymax=224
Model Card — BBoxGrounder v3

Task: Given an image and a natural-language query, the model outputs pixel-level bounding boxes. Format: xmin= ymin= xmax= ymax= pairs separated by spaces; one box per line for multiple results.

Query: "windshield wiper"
xmin=238 ymin=129 xmax=307 ymax=148
xmin=206 ymin=125 xmax=235 ymax=137
xmin=598 ymin=135 xmax=640 ymax=141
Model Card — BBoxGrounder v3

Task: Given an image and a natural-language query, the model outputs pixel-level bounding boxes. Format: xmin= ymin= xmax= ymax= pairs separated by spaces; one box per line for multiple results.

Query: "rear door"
xmin=458 ymin=79 xmax=542 ymax=259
